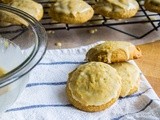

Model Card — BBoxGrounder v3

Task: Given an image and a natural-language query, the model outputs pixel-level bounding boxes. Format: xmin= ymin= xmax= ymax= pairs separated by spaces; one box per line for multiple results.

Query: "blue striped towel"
xmin=1 ymin=42 xmax=160 ymax=120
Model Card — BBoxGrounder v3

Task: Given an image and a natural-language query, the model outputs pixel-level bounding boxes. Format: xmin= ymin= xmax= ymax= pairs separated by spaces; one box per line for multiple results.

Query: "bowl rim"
xmin=0 ymin=4 xmax=48 ymax=87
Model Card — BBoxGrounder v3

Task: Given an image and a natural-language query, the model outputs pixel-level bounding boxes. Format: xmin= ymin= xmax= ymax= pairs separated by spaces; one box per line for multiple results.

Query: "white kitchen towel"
xmin=0 ymin=42 xmax=160 ymax=120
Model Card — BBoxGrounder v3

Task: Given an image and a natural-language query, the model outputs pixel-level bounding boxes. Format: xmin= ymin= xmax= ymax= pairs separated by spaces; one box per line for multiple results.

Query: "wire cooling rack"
xmin=0 ymin=0 xmax=160 ymax=40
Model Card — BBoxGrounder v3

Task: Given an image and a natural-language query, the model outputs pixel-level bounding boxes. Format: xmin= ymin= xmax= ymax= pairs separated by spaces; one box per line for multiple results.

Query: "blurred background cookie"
xmin=0 ymin=0 xmax=12 ymax=3
xmin=111 ymin=62 xmax=140 ymax=97
xmin=86 ymin=41 xmax=142 ymax=63
xmin=144 ymin=0 xmax=160 ymax=13
xmin=48 ymin=0 xmax=94 ymax=24
xmin=93 ymin=0 xmax=139 ymax=19
xmin=66 ymin=62 xmax=121 ymax=112
xmin=0 ymin=0 xmax=43 ymax=25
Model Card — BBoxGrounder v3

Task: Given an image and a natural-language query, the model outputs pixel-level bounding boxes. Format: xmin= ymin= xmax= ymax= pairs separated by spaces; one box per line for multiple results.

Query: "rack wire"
xmin=0 ymin=0 xmax=160 ymax=40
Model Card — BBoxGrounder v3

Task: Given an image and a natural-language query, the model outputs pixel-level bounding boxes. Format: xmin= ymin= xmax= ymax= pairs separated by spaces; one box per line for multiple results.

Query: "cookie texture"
xmin=0 ymin=0 xmax=12 ymax=3
xmin=86 ymin=41 xmax=142 ymax=63
xmin=93 ymin=0 xmax=139 ymax=19
xmin=0 ymin=0 xmax=43 ymax=25
xmin=66 ymin=62 xmax=121 ymax=112
xmin=48 ymin=0 xmax=94 ymax=24
xmin=111 ymin=62 xmax=140 ymax=97
xmin=144 ymin=0 xmax=160 ymax=13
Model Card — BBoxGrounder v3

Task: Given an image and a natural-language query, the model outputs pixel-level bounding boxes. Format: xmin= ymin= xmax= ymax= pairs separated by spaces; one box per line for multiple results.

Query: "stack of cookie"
xmin=48 ymin=0 xmax=140 ymax=24
xmin=66 ymin=41 xmax=142 ymax=112
xmin=0 ymin=0 xmax=142 ymax=25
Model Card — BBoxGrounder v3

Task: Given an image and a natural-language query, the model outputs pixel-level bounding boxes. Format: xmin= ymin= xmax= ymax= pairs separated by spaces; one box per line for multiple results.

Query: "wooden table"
xmin=135 ymin=40 xmax=160 ymax=97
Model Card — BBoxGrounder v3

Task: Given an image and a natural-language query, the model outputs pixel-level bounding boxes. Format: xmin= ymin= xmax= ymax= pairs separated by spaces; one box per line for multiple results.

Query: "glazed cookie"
xmin=0 ymin=0 xmax=43 ymax=25
xmin=144 ymin=0 xmax=160 ymax=13
xmin=93 ymin=0 xmax=139 ymax=19
xmin=86 ymin=41 xmax=142 ymax=63
xmin=111 ymin=62 xmax=140 ymax=97
xmin=48 ymin=0 xmax=94 ymax=24
xmin=66 ymin=62 xmax=121 ymax=112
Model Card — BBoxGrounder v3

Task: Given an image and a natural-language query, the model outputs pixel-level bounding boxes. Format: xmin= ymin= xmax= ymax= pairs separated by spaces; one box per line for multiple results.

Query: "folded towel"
xmin=1 ymin=42 xmax=160 ymax=120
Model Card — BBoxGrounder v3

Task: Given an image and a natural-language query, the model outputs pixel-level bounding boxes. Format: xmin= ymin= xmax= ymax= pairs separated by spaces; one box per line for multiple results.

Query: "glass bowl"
xmin=0 ymin=4 xmax=47 ymax=113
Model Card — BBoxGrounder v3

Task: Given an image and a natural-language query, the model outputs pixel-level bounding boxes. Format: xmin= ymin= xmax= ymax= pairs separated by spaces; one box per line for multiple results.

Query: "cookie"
xmin=0 ymin=0 xmax=43 ymax=25
xmin=66 ymin=62 xmax=121 ymax=112
xmin=0 ymin=0 xmax=12 ymax=3
xmin=93 ymin=0 xmax=139 ymax=19
xmin=144 ymin=0 xmax=160 ymax=13
xmin=86 ymin=41 xmax=142 ymax=63
xmin=111 ymin=62 xmax=140 ymax=97
xmin=48 ymin=0 xmax=94 ymax=24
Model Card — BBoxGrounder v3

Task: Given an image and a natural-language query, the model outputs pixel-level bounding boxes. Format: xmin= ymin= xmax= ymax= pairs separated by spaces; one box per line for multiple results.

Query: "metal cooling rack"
xmin=0 ymin=0 xmax=160 ymax=40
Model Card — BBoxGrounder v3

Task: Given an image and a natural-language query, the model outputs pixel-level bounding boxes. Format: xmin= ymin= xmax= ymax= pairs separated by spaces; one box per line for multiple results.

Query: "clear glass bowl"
xmin=0 ymin=4 xmax=47 ymax=113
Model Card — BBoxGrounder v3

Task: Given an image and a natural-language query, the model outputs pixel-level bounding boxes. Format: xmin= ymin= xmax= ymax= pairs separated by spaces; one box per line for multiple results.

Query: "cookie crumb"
xmin=89 ymin=30 xmax=95 ymax=34
xmin=94 ymin=28 xmax=98 ymax=32
xmin=55 ymin=42 xmax=62 ymax=47
xmin=88 ymin=29 xmax=98 ymax=34
xmin=47 ymin=30 xmax=55 ymax=34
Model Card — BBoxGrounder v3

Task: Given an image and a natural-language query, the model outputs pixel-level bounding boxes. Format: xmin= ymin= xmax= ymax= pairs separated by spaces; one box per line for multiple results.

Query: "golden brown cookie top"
xmin=67 ymin=62 xmax=121 ymax=106
xmin=95 ymin=0 xmax=139 ymax=12
xmin=86 ymin=41 xmax=142 ymax=63
xmin=9 ymin=0 xmax=43 ymax=21
xmin=146 ymin=0 xmax=160 ymax=6
xmin=50 ymin=0 xmax=93 ymax=16
xmin=111 ymin=62 xmax=140 ymax=97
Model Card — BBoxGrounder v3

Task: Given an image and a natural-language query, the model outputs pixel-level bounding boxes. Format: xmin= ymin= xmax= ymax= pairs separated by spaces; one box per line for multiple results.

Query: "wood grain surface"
xmin=135 ymin=40 xmax=160 ymax=97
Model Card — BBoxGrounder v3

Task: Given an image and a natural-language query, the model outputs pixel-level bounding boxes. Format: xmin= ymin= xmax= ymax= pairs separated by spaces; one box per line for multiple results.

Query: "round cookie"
xmin=86 ymin=41 xmax=142 ymax=63
xmin=144 ymin=0 xmax=160 ymax=13
xmin=111 ymin=62 xmax=140 ymax=97
xmin=0 ymin=0 xmax=43 ymax=25
xmin=66 ymin=62 xmax=122 ymax=112
xmin=48 ymin=0 xmax=94 ymax=24
xmin=93 ymin=0 xmax=139 ymax=19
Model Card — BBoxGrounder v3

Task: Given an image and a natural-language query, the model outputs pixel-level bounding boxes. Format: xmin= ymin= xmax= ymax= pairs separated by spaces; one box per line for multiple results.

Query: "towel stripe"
xmin=6 ymin=99 xmax=155 ymax=113
xmin=26 ymin=82 xmax=67 ymax=87
xmin=5 ymin=88 xmax=153 ymax=113
xmin=112 ymin=100 xmax=153 ymax=120
xmin=26 ymin=82 xmax=151 ymax=100
xmin=38 ymin=61 xmax=86 ymax=65
xmin=6 ymin=104 xmax=72 ymax=112
xmin=25 ymin=81 xmax=151 ymax=100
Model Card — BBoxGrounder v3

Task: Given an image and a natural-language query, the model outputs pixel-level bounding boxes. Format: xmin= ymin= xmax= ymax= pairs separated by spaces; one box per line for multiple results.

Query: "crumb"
xmin=47 ymin=30 xmax=55 ymax=34
xmin=55 ymin=42 xmax=62 ymax=47
xmin=94 ymin=28 xmax=98 ymax=32
xmin=89 ymin=29 xmax=95 ymax=34
xmin=88 ymin=29 xmax=98 ymax=34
